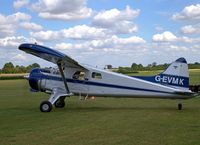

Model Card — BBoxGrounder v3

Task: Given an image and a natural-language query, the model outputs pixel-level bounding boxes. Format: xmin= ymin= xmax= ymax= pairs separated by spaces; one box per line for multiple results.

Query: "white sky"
xmin=0 ymin=0 xmax=200 ymax=68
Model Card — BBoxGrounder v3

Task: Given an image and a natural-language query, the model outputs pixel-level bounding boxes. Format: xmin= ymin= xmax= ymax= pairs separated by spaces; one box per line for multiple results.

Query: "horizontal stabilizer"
xmin=174 ymin=91 xmax=198 ymax=97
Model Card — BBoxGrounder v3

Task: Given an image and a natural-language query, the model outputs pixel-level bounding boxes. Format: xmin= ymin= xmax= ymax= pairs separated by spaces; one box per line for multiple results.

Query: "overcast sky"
xmin=0 ymin=0 xmax=200 ymax=68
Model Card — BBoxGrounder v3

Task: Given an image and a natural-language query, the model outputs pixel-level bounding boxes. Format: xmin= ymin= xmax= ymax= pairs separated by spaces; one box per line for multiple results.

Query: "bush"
xmin=0 ymin=76 xmax=25 ymax=80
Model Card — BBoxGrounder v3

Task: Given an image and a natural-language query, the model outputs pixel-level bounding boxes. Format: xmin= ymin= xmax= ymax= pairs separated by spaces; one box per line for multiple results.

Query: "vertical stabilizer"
xmin=158 ymin=57 xmax=189 ymax=90
xmin=133 ymin=57 xmax=189 ymax=90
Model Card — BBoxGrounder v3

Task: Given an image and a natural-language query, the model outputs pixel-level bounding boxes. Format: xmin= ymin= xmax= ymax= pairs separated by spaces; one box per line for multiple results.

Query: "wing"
xmin=19 ymin=43 xmax=86 ymax=69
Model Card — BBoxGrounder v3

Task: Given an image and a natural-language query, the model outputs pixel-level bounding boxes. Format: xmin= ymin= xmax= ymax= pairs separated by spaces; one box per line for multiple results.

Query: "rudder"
xmin=132 ymin=57 xmax=189 ymax=90
xmin=157 ymin=57 xmax=189 ymax=90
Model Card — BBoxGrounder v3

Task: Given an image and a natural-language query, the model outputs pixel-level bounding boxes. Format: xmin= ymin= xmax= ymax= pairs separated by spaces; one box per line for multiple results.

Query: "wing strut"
xmin=57 ymin=61 xmax=70 ymax=94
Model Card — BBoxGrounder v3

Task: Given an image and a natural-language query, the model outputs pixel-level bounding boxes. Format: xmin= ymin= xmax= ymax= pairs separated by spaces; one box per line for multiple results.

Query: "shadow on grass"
xmin=4 ymin=103 xmax=199 ymax=114
xmin=52 ymin=106 xmax=200 ymax=113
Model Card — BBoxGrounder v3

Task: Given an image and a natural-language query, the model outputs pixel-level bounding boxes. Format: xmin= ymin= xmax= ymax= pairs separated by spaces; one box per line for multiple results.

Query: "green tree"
xmin=1 ymin=62 xmax=40 ymax=73
xmin=152 ymin=62 xmax=157 ymax=67
xmin=2 ymin=62 xmax=15 ymax=73
xmin=26 ymin=63 xmax=40 ymax=72
xmin=138 ymin=64 xmax=143 ymax=70
xmin=131 ymin=63 xmax=138 ymax=70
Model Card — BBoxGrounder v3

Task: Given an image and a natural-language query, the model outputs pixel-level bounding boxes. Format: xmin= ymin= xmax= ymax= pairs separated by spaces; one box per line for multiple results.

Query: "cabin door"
xmin=71 ymin=71 xmax=89 ymax=95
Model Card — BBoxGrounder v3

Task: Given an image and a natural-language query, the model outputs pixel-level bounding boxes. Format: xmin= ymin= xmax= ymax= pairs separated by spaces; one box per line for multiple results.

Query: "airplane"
xmin=18 ymin=43 xmax=198 ymax=112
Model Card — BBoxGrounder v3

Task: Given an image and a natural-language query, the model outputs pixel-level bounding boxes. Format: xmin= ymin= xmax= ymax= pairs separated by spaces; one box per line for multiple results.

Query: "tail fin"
xmin=156 ymin=57 xmax=189 ymax=90
xmin=133 ymin=57 xmax=189 ymax=90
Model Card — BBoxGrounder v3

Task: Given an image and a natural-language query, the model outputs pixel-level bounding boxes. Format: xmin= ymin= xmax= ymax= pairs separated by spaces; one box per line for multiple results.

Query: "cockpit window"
xmin=40 ymin=68 xmax=60 ymax=75
xmin=72 ymin=71 xmax=85 ymax=80
xmin=40 ymin=69 xmax=51 ymax=73
xmin=51 ymin=69 xmax=60 ymax=75
xmin=92 ymin=72 xmax=102 ymax=79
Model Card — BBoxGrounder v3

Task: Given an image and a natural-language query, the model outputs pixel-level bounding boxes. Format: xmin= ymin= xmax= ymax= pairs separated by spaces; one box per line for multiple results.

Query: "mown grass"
xmin=0 ymin=73 xmax=26 ymax=80
xmin=189 ymin=69 xmax=200 ymax=85
xmin=0 ymin=70 xmax=200 ymax=145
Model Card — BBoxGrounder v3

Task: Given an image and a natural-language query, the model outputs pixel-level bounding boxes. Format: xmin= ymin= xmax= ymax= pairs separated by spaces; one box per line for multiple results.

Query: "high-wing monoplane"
xmin=19 ymin=43 xmax=197 ymax=112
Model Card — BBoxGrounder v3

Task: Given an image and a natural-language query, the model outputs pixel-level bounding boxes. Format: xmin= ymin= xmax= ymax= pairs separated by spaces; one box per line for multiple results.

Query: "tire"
xmin=178 ymin=103 xmax=182 ymax=110
xmin=54 ymin=99 xmax=65 ymax=108
xmin=40 ymin=101 xmax=52 ymax=112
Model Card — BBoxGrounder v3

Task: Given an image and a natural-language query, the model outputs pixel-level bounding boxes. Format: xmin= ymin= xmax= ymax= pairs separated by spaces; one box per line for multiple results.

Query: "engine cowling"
xmin=29 ymin=68 xmax=46 ymax=92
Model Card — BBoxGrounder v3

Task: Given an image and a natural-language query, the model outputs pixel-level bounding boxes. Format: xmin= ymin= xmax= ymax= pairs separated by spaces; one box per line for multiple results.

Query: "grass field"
xmin=0 ymin=73 xmax=27 ymax=80
xmin=0 ymin=70 xmax=200 ymax=145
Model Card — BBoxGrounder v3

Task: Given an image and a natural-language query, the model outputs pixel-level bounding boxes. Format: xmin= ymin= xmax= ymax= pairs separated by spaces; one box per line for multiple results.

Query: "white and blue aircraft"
xmin=19 ymin=43 xmax=197 ymax=112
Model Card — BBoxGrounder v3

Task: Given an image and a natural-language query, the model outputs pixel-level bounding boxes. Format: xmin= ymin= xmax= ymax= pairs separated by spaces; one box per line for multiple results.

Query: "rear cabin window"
xmin=72 ymin=71 xmax=85 ymax=80
xmin=92 ymin=72 xmax=102 ymax=79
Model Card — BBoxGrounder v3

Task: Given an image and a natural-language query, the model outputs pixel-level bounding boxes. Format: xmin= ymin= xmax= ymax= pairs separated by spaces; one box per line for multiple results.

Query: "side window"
xmin=92 ymin=72 xmax=102 ymax=79
xmin=73 ymin=71 xmax=80 ymax=79
xmin=72 ymin=71 xmax=85 ymax=80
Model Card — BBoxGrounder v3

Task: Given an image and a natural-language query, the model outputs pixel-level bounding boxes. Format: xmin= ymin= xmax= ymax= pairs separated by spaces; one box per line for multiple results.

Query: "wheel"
xmin=54 ymin=98 xmax=65 ymax=108
xmin=178 ymin=103 xmax=182 ymax=110
xmin=40 ymin=101 xmax=52 ymax=112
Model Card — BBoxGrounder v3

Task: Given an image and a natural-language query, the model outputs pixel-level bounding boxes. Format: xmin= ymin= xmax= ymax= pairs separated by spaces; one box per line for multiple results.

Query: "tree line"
xmin=1 ymin=61 xmax=200 ymax=74
xmin=116 ymin=62 xmax=200 ymax=74
xmin=0 ymin=62 xmax=40 ymax=74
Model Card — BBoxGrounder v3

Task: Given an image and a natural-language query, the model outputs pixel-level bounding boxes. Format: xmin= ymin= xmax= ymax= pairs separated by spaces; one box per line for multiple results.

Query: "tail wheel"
xmin=178 ymin=103 xmax=182 ymax=110
xmin=40 ymin=101 xmax=52 ymax=112
xmin=54 ymin=98 xmax=65 ymax=108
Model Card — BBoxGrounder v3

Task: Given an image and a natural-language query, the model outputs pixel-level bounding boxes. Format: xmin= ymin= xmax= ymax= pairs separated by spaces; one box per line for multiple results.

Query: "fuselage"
xmin=29 ymin=66 xmax=194 ymax=99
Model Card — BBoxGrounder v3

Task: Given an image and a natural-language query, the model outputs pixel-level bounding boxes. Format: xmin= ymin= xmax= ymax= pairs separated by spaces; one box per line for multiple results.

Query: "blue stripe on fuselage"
xmin=133 ymin=74 xmax=189 ymax=88
xmin=37 ymin=73 xmax=177 ymax=95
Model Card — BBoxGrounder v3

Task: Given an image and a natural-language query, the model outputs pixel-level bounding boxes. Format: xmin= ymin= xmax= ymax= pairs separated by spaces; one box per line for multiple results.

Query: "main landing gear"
xmin=54 ymin=97 xmax=65 ymax=108
xmin=40 ymin=97 xmax=66 ymax=112
xmin=40 ymin=61 xmax=71 ymax=112
xmin=40 ymin=101 xmax=53 ymax=112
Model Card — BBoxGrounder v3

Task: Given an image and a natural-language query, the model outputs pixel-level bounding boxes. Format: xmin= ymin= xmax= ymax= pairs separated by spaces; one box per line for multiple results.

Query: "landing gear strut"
xmin=178 ymin=103 xmax=182 ymax=110
xmin=40 ymin=62 xmax=71 ymax=112
xmin=40 ymin=97 xmax=66 ymax=112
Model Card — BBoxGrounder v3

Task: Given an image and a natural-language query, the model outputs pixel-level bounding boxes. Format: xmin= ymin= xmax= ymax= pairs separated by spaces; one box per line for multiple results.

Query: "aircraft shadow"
xmin=60 ymin=106 xmax=198 ymax=112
